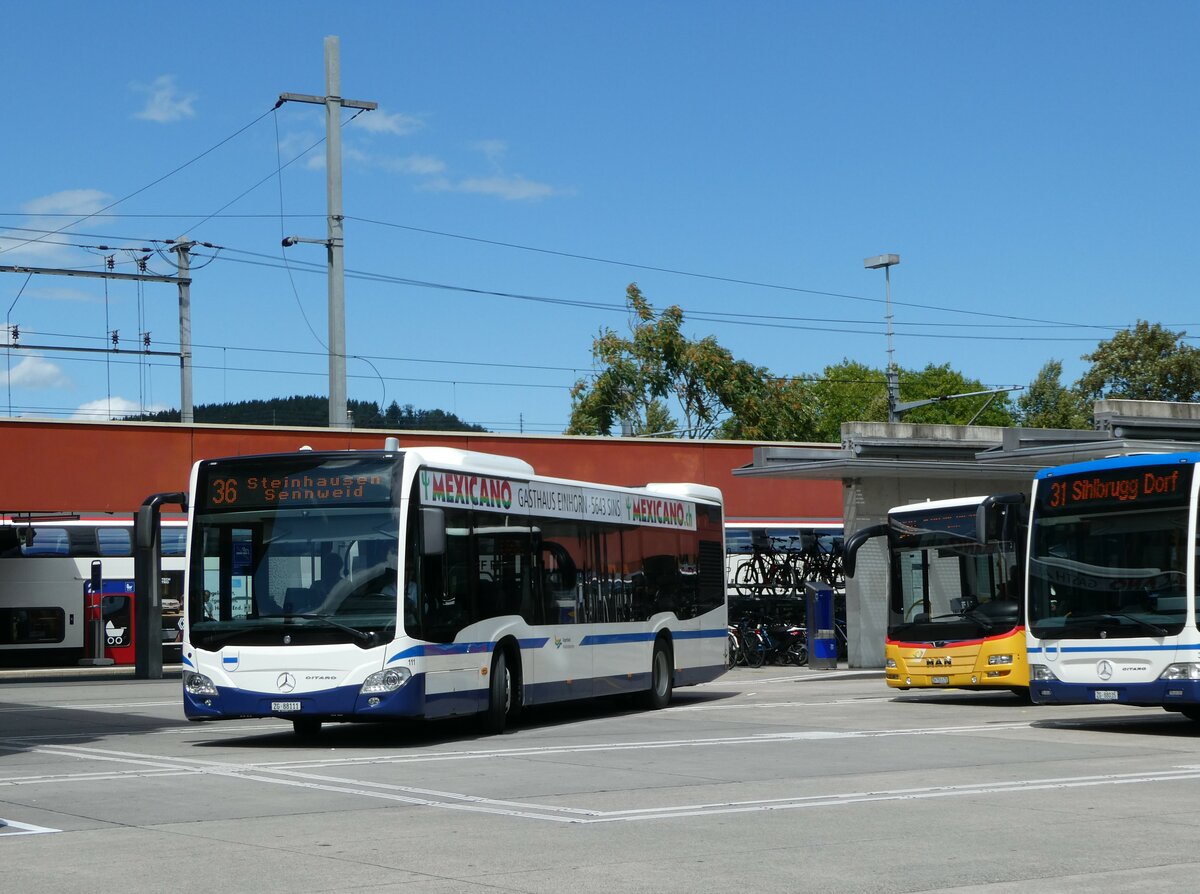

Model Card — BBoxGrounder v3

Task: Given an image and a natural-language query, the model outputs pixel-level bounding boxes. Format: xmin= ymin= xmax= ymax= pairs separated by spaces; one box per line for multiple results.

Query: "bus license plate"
xmin=272 ymin=701 xmax=302 ymax=712
xmin=1094 ymin=690 xmax=1118 ymax=701
xmin=931 ymin=676 xmax=949 ymax=685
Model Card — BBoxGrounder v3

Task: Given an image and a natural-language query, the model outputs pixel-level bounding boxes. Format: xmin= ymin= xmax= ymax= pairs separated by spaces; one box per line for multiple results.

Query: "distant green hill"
xmin=125 ymin=395 xmax=488 ymax=432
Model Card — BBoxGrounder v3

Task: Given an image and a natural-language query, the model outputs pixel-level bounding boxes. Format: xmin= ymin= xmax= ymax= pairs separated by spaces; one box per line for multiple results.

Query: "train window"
xmin=97 ymin=527 xmax=133 ymax=556
xmin=21 ymin=527 xmax=70 ymax=557
xmin=161 ymin=527 xmax=187 ymax=557
xmin=0 ymin=607 xmax=65 ymax=644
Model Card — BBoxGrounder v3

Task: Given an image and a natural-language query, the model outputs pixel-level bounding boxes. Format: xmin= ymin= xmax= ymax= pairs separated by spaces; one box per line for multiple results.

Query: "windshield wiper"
xmin=1100 ymin=613 xmax=1168 ymax=637
xmin=925 ymin=611 xmax=994 ymax=631
xmin=282 ymin=612 xmax=380 ymax=645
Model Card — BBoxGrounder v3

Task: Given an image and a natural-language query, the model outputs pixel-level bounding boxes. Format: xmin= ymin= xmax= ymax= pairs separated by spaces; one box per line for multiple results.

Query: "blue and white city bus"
xmin=1026 ymin=452 xmax=1200 ymax=720
xmin=181 ymin=441 xmax=728 ymax=736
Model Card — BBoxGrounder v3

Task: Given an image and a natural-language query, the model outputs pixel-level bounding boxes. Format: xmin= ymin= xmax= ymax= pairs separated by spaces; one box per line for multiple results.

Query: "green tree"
xmin=1017 ymin=360 xmax=1090 ymax=429
xmin=1076 ymin=320 xmax=1200 ymax=403
xmin=568 ymin=284 xmax=812 ymax=438
xmin=802 ymin=360 xmax=1014 ymax=440
xmin=899 ymin=363 xmax=1016 ymax=427
xmin=805 ymin=360 xmax=890 ymax=441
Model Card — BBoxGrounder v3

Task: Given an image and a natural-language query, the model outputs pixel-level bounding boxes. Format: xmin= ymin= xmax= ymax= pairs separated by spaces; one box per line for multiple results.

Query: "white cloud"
xmin=352 ymin=110 xmax=424 ymax=136
xmin=381 ymin=154 xmax=446 ymax=176
xmin=22 ymin=189 xmax=111 ymax=217
xmin=278 ymin=130 xmax=326 ymax=171
xmin=473 ymin=139 xmax=508 ymax=165
xmin=73 ymin=396 xmax=167 ymax=421
xmin=430 ymin=174 xmax=561 ymax=202
xmin=417 ymin=140 xmax=564 ymax=200
xmin=0 ymin=189 xmax=115 ymax=265
xmin=132 ymin=75 xmax=197 ymax=123
xmin=0 ymin=355 xmax=71 ymax=389
xmin=24 ymin=286 xmax=94 ymax=303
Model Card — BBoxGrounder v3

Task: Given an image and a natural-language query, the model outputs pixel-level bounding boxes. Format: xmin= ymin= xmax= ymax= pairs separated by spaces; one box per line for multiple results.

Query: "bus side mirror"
xmin=421 ymin=508 xmax=445 ymax=556
xmin=841 ymin=524 xmax=887 ymax=579
xmin=136 ymin=505 xmax=157 ymax=550
xmin=976 ymin=493 xmax=1026 ymax=544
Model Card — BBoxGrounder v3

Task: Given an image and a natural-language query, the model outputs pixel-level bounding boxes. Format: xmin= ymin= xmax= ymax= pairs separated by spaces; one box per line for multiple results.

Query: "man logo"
xmin=277 ymin=672 xmax=297 ymax=693
xmin=1096 ymin=660 xmax=1114 ymax=681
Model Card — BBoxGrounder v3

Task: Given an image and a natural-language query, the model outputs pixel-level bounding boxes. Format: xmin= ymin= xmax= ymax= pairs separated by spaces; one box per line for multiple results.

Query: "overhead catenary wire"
xmin=3 ymin=223 xmax=1186 ymax=337
xmin=4 ymin=222 xmax=1194 ymax=342
xmin=0 ymin=106 xmax=277 ymax=258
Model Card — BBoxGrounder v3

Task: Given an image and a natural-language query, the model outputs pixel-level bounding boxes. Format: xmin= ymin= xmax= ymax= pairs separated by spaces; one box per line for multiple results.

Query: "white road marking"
xmin=4 ymin=722 xmax=1198 ymax=824
xmin=0 ymin=818 xmax=59 ymax=835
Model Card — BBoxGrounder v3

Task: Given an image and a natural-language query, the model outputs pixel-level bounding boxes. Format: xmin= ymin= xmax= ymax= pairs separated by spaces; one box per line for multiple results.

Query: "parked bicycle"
xmin=727 ymin=615 xmax=808 ymax=667
xmin=732 ymin=534 xmax=845 ymax=597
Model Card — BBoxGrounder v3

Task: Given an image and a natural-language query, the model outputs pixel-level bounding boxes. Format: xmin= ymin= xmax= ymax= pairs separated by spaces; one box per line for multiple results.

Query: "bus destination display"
xmin=1039 ymin=465 xmax=1192 ymax=514
xmin=202 ymin=460 xmax=394 ymax=510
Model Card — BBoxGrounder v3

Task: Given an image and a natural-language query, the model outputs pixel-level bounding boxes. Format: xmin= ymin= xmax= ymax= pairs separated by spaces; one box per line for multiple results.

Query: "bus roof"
xmin=1034 ymin=451 xmax=1200 ymax=480
xmin=887 ymin=495 xmax=994 ymax=515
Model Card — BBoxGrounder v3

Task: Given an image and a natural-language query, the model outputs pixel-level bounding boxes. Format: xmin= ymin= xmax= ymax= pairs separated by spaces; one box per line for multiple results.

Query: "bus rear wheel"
xmin=639 ymin=639 xmax=673 ymax=710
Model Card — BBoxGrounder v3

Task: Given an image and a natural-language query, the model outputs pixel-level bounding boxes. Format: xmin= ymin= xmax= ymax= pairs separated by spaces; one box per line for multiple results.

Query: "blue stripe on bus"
xmin=675 ymin=628 xmax=727 ymax=640
xmin=1028 ymin=643 xmax=1200 ymax=655
xmin=385 ymin=628 xmax=724 ymax=662
xmin=580 ymin=632 xmax=656 ymax=646
xmin=387 ymin=637 xmax=552 ymax=663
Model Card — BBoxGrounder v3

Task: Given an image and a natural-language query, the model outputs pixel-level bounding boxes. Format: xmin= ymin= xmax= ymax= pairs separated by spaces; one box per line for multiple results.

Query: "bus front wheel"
xmin=481 ymin=648 xmax=520 ymax=734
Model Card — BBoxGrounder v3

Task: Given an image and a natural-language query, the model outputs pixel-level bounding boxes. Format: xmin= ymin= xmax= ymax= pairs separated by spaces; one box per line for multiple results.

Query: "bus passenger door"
xmin=534 ymin=527 xmax=593 ymax=703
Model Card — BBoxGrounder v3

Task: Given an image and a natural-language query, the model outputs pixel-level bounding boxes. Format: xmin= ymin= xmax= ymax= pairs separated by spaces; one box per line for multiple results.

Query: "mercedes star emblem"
xmin=1096 ymin=660 xmax=1114 ymax=681
xmin=277 ymin=672 xmax=297 ymax=693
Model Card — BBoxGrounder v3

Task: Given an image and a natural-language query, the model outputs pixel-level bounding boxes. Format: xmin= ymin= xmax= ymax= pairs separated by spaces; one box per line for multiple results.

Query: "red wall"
xmin=0 ymin=419 xmax=841 ymax=522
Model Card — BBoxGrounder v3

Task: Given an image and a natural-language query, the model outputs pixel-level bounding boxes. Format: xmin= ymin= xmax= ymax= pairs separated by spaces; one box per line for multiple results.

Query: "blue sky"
xmin=2 ymin=2 xmax=1196 ymax=434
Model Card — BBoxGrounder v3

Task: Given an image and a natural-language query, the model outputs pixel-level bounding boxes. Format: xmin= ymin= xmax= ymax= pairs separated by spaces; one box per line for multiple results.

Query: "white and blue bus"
xmin=1026 ymin=452 xmax=1200 ymax=720
xmin=181 ymin=441 xmax=728 ymax=736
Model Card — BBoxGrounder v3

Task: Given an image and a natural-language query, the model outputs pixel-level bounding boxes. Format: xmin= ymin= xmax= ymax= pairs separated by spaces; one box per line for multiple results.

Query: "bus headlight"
xmin=1159 ymin=663 xmax=1200 ymax=681
xmin=361 ymin=667 xmax=412 ymax=694
xmin=183 ymin=671 xmax=218 ymax=697
xmin=885 ymin=658 xmax=896 ymax=668
xmin=1029 ymin=664 xmax=1058 ymax=682
xmin=988 ymin=654 xmax=1014 ymax=665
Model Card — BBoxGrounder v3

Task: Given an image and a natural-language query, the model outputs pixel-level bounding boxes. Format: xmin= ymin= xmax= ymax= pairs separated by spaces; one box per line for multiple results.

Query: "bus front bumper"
xmin=1029 ymin=678 xmax=1200 ymax=707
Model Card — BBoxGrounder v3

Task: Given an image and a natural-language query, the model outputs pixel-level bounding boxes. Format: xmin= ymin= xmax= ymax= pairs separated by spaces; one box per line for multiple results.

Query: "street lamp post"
xmin=863 ymin=253 xmax=901 ymax=422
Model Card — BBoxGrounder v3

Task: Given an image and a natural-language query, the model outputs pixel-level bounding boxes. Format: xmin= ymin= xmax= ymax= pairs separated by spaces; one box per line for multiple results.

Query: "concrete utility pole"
xmin=171 ymin=239 xmax=194 ymax=424
xmin=279 ymin=35 xmax=377 ymax=428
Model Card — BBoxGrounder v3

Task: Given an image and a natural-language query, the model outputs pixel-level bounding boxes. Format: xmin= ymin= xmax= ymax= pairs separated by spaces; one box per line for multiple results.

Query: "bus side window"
xmin=538 ymin=532 xmax=578 ymax=624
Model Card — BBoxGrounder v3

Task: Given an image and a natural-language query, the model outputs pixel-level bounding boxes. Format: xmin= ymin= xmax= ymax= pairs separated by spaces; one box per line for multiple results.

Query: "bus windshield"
xmin=1028 ymin=464 xmax=1192 ymax=640
xmin=887 ymin=505 xmax=1021 ymax=642
xmin=188 ymin=454 xmax=401 ymax=651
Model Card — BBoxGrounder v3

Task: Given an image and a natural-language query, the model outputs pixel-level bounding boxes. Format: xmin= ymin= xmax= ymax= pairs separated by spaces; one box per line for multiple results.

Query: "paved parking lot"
xmin=3 ymin=666 xmax=1200 ymax=893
